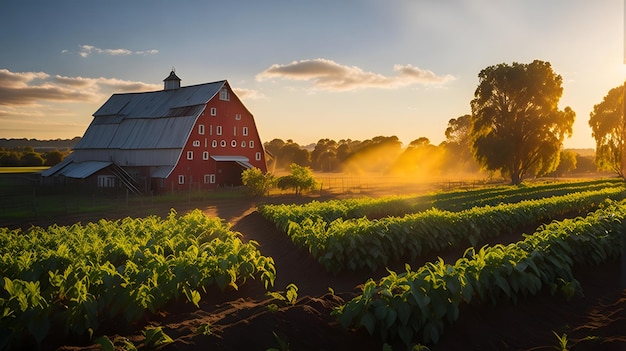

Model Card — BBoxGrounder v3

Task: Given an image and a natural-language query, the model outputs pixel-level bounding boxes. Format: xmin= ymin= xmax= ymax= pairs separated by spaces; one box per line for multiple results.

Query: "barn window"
xmin=178 ymin=175 xmax=185 ymax=184
xmin=233 ymin=126 xmax=237 ymax=136
xmin=255 ymin=152 xmax=262 ymax=161
xmin=216 ymin=126 xmax=222 ymax=135
xmin=212 ymin=140 xmax=217 ymax=148
xmin=243 ymin=127 xmax=248 ymax=136
xmin=219 ymin=88 xmax=230 ymax=101
xmin=210 ymin=107 xmax=217 ymax=116
xmin=241 ymin=140 xmax=247 ymax=147
xmin=249 ymin=140 xmax=254 ymax=148
xmin=187 ymin=151 xmax=193 ymax=160
xmin=203 ymin=151 xmax=209 ymax=160
xmin=231 ymin=140 xmax=237 ymax=147
xmin=192 ymin=140 xmax=200 ymax=147
xmin=220 ymin=140 xmax=226 ymax=147
xmin=235 ymin=113 xmax=242 ymax=120
xmin=97 ymin=175 xmax=116 ymax=188
xmin=198 ymin=124 xmax=205 ymax=135
xmin=209 ymin=174 xmax=216 ymax=183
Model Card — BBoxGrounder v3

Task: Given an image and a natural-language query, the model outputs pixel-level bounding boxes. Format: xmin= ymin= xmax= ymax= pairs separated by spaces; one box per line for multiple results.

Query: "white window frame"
xmin=210 ymin=107 xmax=217 ymax=116
xmin=249 ymin=140 xmax=254 ymax=148
xmin=178 ymin=175 xmax=185 ymax=184
xmin=97 ymin=175 xmax=116 ymax=188
xmin=187 ymin=151 xmax=193 ymax=160
xmin=233 ymin=126 xmax=237 ymax=136
xmin=216 ymin=126 xmax=222 ymax=135
xmin=203 ymin=151 xmax=209 ymax=160
xmin=198 ymin=124 xmax=205 ymax=135
xmin=255 ymin=152 xmax=262 ymax=161
xmin=192 ymin=140 xmax=200 ymax=147
xmin=243 ymin=127 xmax=248 ymax=136
xmin=231 ymin=140 xmax=237 ymax=147
xmin=241 ymin=140 xmax=247 ymax=147
xmin=235 ymin=113 xmax=242 ymax=120
xmin=220 ymin=140 xmax=226 ymax=147
xmin=212 ymin=140 xmax=217 ymax=148
xmin=209 ymin=174 xmax=216 ymax=183
xmin=219 ymin=88 xmax=230 ymax=101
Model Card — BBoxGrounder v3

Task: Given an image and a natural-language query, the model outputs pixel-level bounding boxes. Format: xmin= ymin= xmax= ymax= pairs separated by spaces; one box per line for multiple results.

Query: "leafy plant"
xmin=144 ymin=326 xmax=174 ymax=348
xmin=195 ymin=323 xmax=212 ymax=336
xmin=0 ymin=209 xmax=276 ymax=348
xmin=268 ymin=186 xmax=625 ymax=273
xmin=553 ymin=331 xmax=569 ymax=351
xmin=266 ymin=283 xmax=299 ymax=306
xmin=267 ymin=331 xmax=290 ymax=351
xmin=334 ymin=200 xmax=625 ymax=347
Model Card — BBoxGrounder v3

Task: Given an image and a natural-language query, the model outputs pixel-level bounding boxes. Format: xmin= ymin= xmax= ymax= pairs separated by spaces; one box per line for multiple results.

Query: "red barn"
xmin=43 ymin=71 xmax=267 ymax=194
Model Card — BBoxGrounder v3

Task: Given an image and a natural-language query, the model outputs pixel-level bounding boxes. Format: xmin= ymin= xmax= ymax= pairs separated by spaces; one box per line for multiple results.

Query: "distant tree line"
xmin=0 ymin=138 xmax=79 ymax=167
xmin=263 ymin=132 xmax=597 ymax=180
xmin=0 ymin=137 xmax=80 ymax=150
xmin=0 ymin=146 xmax=70 ymax=167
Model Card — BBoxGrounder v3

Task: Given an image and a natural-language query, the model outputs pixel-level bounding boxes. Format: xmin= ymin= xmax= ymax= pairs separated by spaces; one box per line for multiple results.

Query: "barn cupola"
xmin=163 ymin=70 xmax=181 ymax=90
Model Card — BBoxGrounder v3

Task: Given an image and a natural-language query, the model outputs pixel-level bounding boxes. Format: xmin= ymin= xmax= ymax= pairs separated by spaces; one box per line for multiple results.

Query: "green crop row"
xmin=260 ymin=179 xmax=623 ymax=230
xmin=281 ymin=187 xmax=626 ymax=273
xmin=431 ymin=179 xmax=623 ymax=211
xmin=333 ymin=200 xmax=626 ymax=347
xmin=0 ymin=209 xmax=276 ymax=349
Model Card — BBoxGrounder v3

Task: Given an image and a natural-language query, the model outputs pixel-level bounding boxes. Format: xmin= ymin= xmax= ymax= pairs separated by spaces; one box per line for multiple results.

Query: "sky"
xmin=0 ymin=0 xmax=624 ymax=149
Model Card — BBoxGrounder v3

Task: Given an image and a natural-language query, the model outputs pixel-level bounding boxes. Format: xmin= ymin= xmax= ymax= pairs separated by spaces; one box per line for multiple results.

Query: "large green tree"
xmin=470 ymin=60 xmax=575 ymax=184
xmin=588 ymin=83 xmax=626 ymax=178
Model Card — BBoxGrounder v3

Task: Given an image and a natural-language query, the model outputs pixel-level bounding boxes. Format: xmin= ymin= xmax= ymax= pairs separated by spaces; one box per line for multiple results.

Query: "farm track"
xmin=5 ymin=194 xmax=626 ymax=350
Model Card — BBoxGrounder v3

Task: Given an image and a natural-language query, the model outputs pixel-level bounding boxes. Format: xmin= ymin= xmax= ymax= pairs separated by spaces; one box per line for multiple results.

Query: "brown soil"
xmin=6 ymin=194 xmax=626 ymax=351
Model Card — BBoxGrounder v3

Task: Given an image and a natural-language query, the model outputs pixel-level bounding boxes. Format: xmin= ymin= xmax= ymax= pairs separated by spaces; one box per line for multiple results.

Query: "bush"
xmin=277 ymin=164 xmax=318 ymax=195
xmin=242 ymin=167 xmax=276 ymax=197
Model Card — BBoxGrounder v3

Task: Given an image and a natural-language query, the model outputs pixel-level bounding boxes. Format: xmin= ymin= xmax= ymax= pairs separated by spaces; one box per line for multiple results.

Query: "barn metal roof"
xmin=151 ymin=165 xmax=174 ymax=178
xmin=43 ymin=160 xmax=111 ymax=179
xmin=75 ymin=81 xmax=225 ymax=151
xmin=40 ymin=153 xmax=74 ymax=177
xmin=211 ymin=155 xmax=254 ymax=169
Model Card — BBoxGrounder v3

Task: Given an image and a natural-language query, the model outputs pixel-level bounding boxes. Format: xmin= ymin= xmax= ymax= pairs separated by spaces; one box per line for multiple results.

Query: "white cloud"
xmin=63 ymin=44 xmax=159 ymax=58
xmin=0 ymin=68 xmax=160 ymax=106
xmin=233 ymin=87 xmax=265 ymax=100
xmin=256 ymin=58 xmax=455 ymax=91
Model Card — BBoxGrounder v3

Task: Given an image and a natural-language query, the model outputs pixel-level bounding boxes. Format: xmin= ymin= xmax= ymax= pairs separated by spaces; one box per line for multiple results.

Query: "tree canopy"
xmin=588 ymin=83 xmax=626 ymax=178
xmin=470 ymin=60 xmax=575 ymax=184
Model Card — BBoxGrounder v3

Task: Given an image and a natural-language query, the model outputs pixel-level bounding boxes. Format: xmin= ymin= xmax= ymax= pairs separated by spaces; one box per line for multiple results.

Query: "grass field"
xmin=0 ymin=166 xmax=49 ymax=173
